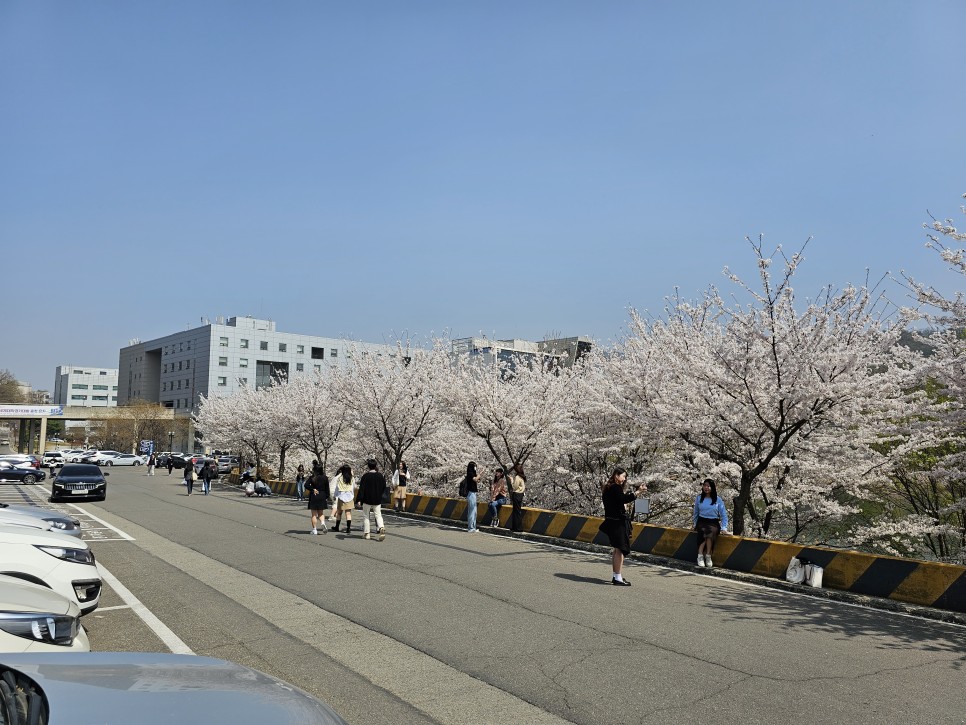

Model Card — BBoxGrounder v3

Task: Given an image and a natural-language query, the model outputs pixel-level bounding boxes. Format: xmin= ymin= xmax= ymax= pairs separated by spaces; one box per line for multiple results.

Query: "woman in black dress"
xmin=306 ymin=470 xmax=330 ymax=535
xmin=599 ymin=467 xmax=646 ymax=586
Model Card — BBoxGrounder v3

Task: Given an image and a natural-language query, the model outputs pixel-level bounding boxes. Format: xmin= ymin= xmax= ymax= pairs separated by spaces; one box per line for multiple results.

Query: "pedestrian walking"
xmin=331 ymin=465 xmax=357 ymax=535
xmin=295 ymin=464 xmax=306 ymax=501
xmin=183 ymin=464 xmax=194 ymax=495
xmin=461 ymin=462 xmax=480 ymax=533
xmin=355 ymin=459 xmax=387 ymax=541
xmin=147 ymin=453 xmax=156 ymax=476
xmin=201 ymin=460 xmax=214 ymax=495
xmin=391 ymin=461 xmax=410 ymax=512
xmin=693 ymin=478 xmax=729 ymax=568
xmin=598 ymin=467 xmax=647 ymax=586
xmin=508 ymin=464 xmax=527 ymax=532
xmin=306 ymin=469 xmax=329 ymax=535
xmin=488 ymin=467 xmax=509 ymax=527
xmin=167 ymin=457 xmax=174 ymax=475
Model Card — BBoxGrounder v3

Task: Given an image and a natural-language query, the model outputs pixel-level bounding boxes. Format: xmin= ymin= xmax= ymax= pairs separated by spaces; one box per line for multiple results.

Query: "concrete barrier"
xmin=405 ymin=493 xmax=966 ymax=614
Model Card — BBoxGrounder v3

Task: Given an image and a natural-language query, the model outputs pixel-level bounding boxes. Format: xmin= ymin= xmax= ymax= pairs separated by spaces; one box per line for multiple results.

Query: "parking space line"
xmin=94 ymin=604 xmax=132 ymax=612
xmin=68 ymin=505 xmax=136 ymax=540
xmin=96 ymin=562 xmax=193 ymax=655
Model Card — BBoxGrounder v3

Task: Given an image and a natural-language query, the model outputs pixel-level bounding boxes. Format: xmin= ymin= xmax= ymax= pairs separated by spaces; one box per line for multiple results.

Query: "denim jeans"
xmin=202 ymin=478 xmax=211 ymax=494
xmin=296 ymin=479 xmax=305 ymax=500
xmin=466 ymin=491 xmax=478 ymax=531
xmin=488 ymin=495 xmax=507 ymax=525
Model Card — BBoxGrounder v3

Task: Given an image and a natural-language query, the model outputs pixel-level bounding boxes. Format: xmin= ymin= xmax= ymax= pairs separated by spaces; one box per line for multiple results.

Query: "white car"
xmin=0 ymin=454 xmax=40 ymax=469
xmin=42 ymin=451 xmax=67 ymax=469
xmin=0 ymin=525 xmax=102 ymax=615
xmin=0 ymin=575 xmax=90 ymax=653
xmin=104 ymin=453 xmax=146 ymax=466
xmin=0 ymin=503 xmax=82 ymax=538
xmin=83 ymin=450 xmax=122 ymax=465
xmin=64 ymin=450 xmax=88 ymax=463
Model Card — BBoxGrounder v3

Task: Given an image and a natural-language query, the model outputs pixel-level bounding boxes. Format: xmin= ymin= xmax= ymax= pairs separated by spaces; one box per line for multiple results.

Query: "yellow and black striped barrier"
xmin=405 ymin=494 xmax=966 ymax=614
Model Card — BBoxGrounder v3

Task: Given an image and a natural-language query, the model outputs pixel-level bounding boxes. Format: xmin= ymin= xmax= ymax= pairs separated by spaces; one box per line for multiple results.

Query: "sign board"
xmin=139 ymin=440 xmax=154 ymax=454
xmin=634 ymin=497 xmax=651 ymax=515
xmin=0 ymin=405 xmax=64 ymax=417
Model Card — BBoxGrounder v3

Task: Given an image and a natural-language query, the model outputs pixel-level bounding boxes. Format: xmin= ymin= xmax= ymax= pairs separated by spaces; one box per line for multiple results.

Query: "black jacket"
xmin=355 ymin=471 xmax=387 ymax=505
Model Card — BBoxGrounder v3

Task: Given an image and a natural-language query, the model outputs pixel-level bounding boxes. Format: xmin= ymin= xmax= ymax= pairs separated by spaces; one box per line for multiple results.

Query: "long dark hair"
xmin=512 ymin=463 xmax=526 ymax=481
xmin=604 ymin=466 xmax=627 ymax=491
xmin=466 ymin=462 xmax=477 ymax=479
xmin=340 ymin=465 xmax=352 ymax=484
xmin=700 ymin=478 xmax=717 ymax=505
xmin=493 ymin=467 xmax=505 ymax=482
xmin=399 ymin=461 xmax=408 ymax=474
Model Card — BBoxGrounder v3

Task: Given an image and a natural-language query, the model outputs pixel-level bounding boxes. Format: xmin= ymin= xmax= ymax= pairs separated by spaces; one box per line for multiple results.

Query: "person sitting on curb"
xmin=692 ymin=478 xmax=729 ymax=568
xmin=253 ymin=478 xmax=273 ymax=497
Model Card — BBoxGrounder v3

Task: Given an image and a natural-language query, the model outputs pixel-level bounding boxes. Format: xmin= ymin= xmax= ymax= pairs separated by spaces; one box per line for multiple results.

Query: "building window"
xmin=112 ymin=396 xmax=117 ymax=401
xmin=175 ymin=400 xmax=180 ymax=409
xmin=259 ymin=341 xmax=268 ymax=351
xmin=186 ymin=360 xmax=190 ymax=369
xmin=330 ymin=349 xmax=338 ymax=358
xmin=296 ymin=363 xmax=304 ymax=372
xmin=92 ymin=395 xmax=108 ymax=401
xmin=217 ymin=377 xmax=227 ymax=386
xmin=179 ymin=343 xmax=183 ymax=352
xmin=163 ymin=364 xmax=167 ymax=373
xmin=162 ymin=383 xmax=167 ymax=391
xmin=187 ymin=340 xmax=191 ymax=350
xmin=75 ymin=370 xmax=86 ymax=375
xmin=311 ymin=347 xmax=325 ymax=360
xmin=279 ymin=343 xmax=287 ymax=352
xmin=99 ymin=371 xmax=107 ymax=375
xmin=239 ymin=358 xmax=248 ymax=368
xmin=71 ymin=384 xmax=88 ymax=390
xmin=93 ymin=385 xmax=108 ymax=390
xmin=177 ymin=381 xmax=181 ymax=389
xmin=296 ymin=345 xmax=304 ymax=354
xmin=112 ymin=386 xmax=117 ymax=390
xmin=71 ymin=395 xmax=87 ymax=401
xmin=178 ymin=361 xmax=183 ymax=371
xmin=313 ymin=364 xmax=321 ymax=372
xmin=218 ymin=357 xmax=228 ymax=366
xmin=240 ymin=339 xmax=249 ymax=349
xmin=219 ymin=337 xmax=229 ymax=347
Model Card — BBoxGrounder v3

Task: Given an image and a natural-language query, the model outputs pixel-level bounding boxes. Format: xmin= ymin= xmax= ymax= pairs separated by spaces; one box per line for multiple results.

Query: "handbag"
xmin=191 ymin=470 xmax=198 ymax=482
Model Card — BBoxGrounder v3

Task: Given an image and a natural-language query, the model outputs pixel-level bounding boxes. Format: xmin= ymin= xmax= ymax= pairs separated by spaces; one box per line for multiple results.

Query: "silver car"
xmin=0 ymin=652 xmax=348 ymax=724
xmin=0 ymin=502 xmax=82 ymax=537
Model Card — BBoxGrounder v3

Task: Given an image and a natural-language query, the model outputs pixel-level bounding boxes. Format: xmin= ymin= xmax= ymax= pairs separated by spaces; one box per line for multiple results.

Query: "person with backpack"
xmin=460 ymin=462 xmax=480 ymax=533
xmin=183 ymin=463 xmax=195 ymax=496
xmin=692 ymin=478 xmax=729 ymax=568
xmin=355 ymin=459 xmax=387 ymax=541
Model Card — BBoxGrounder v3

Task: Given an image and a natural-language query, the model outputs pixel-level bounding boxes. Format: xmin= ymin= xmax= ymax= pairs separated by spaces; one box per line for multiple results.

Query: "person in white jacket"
xmin=390 ymin=461 xmax=412 ymax=513
xmin=330 ymin=464 xmax=357 ymax=535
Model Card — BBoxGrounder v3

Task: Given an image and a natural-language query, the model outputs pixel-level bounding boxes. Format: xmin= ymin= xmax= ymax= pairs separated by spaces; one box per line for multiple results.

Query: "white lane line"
xmin=93 ymin=604 xmax=132 ymax=612
xmin=68 ymin=505 xmax=135 ymax=540
xmin=95 ymin=562 xmax=193 ymax=655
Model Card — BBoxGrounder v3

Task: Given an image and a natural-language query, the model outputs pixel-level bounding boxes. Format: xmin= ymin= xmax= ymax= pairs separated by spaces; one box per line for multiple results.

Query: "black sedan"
xmin=51 ymin=464 xmax=107 ymax=502
xmin=0 ymin=461 xmax=47 ymax=485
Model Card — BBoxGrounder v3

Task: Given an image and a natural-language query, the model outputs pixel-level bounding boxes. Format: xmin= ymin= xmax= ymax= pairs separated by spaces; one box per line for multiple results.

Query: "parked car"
xmin=105 ymin=453 xmax=146 ymax=466
xmin=0 ymin=461 xmax=46 ymax=485
xmin=193 ymin=458 xmax=219 ymax=477
xmin=50 ymin=464 xmax=107 ymax=503
xmin=0 ymin=575 xmax=90 ymax=653
xmin=81 ymin=450 xmax=121 ymax=465
xmin=42 ymin=451 xmax=67 ymax=469
xmin=0 ymin=503 xmax=81 ymax=538
xmin=63 ymin=449 xmax=88 ymax=463
xmin=216 ymin=456 xmax=236 ymax=474
xmin=0 ymin=524 xmax=101 ymax=614
xmin=0 ymin=454 xmax=41 ymax=469
xmin=0 ymin=653 xmax=347 ymax=724
xmin=167 ymin=453 xmax=190 ymax=469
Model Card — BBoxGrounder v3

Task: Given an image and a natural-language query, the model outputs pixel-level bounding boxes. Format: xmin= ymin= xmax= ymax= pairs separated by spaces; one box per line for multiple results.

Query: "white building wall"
xmin=53 ymin=366 xmax=119 ymax=407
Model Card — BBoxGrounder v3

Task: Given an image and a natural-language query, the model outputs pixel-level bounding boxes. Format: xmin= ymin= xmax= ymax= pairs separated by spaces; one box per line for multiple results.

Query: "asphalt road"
xmin=5 ymin=469 xmax=965 ymax=724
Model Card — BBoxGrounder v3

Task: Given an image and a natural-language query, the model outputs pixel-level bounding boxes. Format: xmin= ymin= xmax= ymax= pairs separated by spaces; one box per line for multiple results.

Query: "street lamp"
xmin=168 ymin=431 xmax=174 ymax=452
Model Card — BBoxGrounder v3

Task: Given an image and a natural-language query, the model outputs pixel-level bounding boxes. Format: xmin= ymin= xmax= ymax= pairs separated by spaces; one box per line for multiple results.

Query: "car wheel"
xmin=22 ymin=474 xmax=36 ymax=484
xmin=134 ymin=461 xmax=141 ymax=466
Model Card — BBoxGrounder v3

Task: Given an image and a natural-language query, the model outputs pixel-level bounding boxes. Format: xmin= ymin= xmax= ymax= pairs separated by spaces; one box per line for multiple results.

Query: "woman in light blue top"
xmin=692 ymin=479 xmax=729 ymax=568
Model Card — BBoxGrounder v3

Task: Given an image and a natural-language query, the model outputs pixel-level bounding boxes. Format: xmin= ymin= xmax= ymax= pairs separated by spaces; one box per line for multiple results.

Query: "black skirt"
xmin=600 ymin=517 xmax=631 ymax=555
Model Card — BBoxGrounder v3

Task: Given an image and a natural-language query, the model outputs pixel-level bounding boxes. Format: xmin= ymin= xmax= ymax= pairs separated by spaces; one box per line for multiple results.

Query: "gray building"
xmin=450 ymin=335 xmax=592 ymax=369
xmin=118 ymin=316 xmax=389 ymax=411
xmin=52 ymin=366 xmax=119 ymax=408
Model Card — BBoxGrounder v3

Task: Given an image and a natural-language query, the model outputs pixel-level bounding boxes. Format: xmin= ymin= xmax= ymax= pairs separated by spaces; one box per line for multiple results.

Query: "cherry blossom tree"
xmin=614 ymin=239 xmax=921 ymax=536
xmin=195 ymin=384 xmax=274 ymax=475
xmin=285 ymin=372 xmax=350 ymax=475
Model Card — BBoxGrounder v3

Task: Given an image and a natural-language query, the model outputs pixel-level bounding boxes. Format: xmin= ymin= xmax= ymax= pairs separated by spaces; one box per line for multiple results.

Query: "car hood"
xmin=0 ymin=575 xmax=75 ymax=616
xmin=0 ymin=504 xmax=79 ymax=526
xmin=0 ymin=653 xmax=347 ymax=724
xmin=0 ymin=512 xmax=54 ymax=534
xmin=0 ymin=523 xmax=92 ymax=549
xmin=54 ymin=475 xmax=105 ymax=483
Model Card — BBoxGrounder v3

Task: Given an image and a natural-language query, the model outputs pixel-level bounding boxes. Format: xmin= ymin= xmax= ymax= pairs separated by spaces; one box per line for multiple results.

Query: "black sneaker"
xmin=611 ymin=578 xmax=631 ymax=587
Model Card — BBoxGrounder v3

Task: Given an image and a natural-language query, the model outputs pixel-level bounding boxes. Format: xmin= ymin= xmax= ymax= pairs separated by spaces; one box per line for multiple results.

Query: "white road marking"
xmin=92 ymin=604 xmax=132 ymax=612
xmin=95 ymin=562 xmax=193 ymax=654
xmin=68 ymin=505 xmax=135 ymax=540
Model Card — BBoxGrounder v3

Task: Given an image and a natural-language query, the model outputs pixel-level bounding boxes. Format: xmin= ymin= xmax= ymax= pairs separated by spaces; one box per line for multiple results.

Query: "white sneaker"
xmin=364 ymin=533 xmax=371 ymax=540
xmin=320 ymin=524 xmax=327 ymax=534
xmin=311 ymin=528 xmax=317 ymax=535
xmin=705 ymin=555 xmax=713 ymax=568
xmin=377 ymin=528 xmax=386 ymax=542
xmin=697 ymin=555 xmax=706 ymax=567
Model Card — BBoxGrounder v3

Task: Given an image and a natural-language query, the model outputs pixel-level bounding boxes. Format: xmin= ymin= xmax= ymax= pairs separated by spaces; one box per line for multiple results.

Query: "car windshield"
xmin=57 ymin=465 xmax=106 ymax=481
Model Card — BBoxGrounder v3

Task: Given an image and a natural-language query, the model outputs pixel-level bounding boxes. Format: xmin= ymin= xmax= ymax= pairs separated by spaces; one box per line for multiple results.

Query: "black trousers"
xmin=510 ymin=492 xmax=524 ymax=531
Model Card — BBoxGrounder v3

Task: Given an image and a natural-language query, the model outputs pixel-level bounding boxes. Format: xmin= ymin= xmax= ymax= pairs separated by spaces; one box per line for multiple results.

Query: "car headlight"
xmin=44 ymin=519 xmax=75 ymax=531
xmin=35 ymin=545 xmax=95 ymax=565
xmin=0 ymin=611 xmax=79 ymax=645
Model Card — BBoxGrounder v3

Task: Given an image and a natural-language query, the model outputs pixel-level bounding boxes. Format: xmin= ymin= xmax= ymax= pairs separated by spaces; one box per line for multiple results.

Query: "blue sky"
xmin=2 ymin=1 xmax=965 ymax=390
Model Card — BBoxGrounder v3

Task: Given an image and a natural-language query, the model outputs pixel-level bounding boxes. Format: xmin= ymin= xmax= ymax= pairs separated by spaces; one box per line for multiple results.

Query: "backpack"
xmin=458 ymin=477 xmax=469 ymax=497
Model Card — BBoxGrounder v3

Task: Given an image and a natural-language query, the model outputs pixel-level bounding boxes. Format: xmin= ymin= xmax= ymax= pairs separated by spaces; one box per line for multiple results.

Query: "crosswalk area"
xmin=0 ymin=482 xmax=133 ymax=542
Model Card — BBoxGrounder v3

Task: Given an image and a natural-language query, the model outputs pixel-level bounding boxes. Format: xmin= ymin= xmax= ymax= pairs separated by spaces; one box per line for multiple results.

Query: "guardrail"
xmin=404 ymin=493 xmax=966 ymax=614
